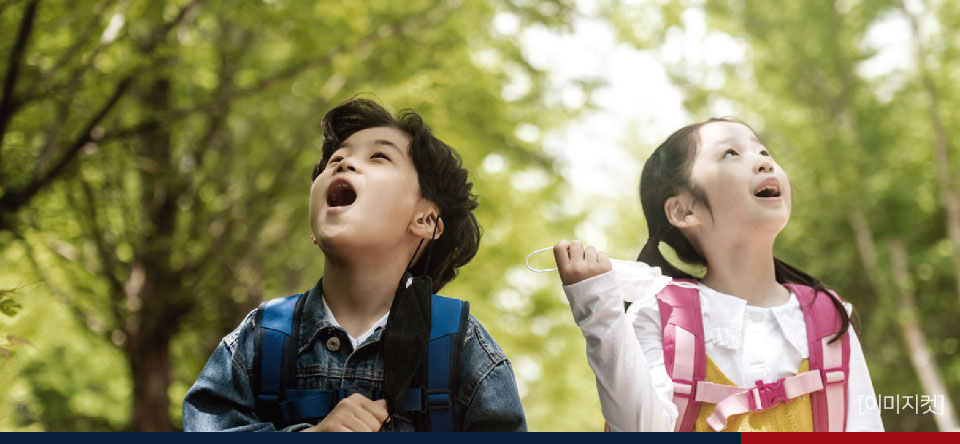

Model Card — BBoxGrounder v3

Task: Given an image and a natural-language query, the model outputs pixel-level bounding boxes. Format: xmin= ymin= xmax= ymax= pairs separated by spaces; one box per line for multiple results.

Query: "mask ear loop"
xmin=525 ymin=246 xmax=558 ymax=273
xmin=669 ymin=280 xmax=700 ymax=289
xmin=406 ymin=239 xmax=425 ymax=273
xmin=525 ymin=245 xmax=703 ymax=291
xmin=403 ymin=216 xmax=440 ymax=286
xmin=422 ymin=216 xmax=439 ymax=273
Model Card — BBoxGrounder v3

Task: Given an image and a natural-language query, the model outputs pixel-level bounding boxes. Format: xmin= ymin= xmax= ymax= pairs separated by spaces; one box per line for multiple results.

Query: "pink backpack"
xmin=658 ymin=279 xmax=850 ymax=431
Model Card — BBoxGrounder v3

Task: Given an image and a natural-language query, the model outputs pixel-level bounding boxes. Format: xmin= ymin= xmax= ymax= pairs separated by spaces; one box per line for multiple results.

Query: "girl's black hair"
xmin=313 ymin=98 xmax=481 ymax=293
xmin=637 ymin=118 xmax=850 ymax=343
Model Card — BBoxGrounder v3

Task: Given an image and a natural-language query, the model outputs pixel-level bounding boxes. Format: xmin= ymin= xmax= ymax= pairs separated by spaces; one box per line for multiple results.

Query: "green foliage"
xmin=0 ymin=289 xmax=23 ymax=317
xmin=0 ymin=0 xmax=600 ymax=432
xmin=6 ymin=0 xmax=956 ymax=433
xmin=614 ymin=0 xmax=959 ymax=431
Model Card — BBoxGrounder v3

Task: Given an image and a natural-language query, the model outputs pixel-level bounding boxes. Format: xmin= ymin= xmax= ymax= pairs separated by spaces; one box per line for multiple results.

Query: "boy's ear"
xmin=409 ymin=204 xmax=444 ymax=241
xmin=664 ymin=193 xmax=701 ymax=229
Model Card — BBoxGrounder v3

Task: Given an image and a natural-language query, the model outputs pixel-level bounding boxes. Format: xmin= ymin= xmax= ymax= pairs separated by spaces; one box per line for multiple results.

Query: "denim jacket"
xmin=182 ymin=280 xmax=527 ymax=431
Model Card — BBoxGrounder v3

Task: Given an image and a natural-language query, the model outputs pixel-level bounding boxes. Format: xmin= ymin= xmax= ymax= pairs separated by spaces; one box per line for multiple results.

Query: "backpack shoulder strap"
xmin=423 ymin=294 xmax=470 ymax=432
xmin=252 ymin=293 xmax=308 ymax=428
xmin=252 ymin=292 xmax=469 ymax=431
xmin=786 ymin=284 xmax=850 ymax=432
xmin=656 ymin=279 xmax=706 ymax=432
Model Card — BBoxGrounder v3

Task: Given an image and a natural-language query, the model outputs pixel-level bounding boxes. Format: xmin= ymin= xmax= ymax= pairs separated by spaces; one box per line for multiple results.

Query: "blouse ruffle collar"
xmin=697 ymin=284 xmax=809 ymax=356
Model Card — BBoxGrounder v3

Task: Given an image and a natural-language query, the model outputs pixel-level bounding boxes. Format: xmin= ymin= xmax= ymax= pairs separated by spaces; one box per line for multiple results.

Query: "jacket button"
xmin=326 ymin=336 xmax=341 ymax=352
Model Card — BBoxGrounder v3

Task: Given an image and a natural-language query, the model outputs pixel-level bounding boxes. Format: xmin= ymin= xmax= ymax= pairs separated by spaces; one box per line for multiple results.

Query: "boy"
xmin=182 ymin=98 xmax=527 ymax=431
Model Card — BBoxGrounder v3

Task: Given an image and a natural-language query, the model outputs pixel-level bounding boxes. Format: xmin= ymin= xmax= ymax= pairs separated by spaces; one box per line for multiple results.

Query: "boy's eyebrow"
xmin=373 ymin=139 xmax=405 ymax=154
xmin=338 ymin=139 xmax=405 ymax=154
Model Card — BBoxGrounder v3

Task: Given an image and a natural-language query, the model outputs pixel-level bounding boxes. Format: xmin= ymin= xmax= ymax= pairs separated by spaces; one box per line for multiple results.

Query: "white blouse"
xmin=563 ymin=268 xmax=885 ymax=432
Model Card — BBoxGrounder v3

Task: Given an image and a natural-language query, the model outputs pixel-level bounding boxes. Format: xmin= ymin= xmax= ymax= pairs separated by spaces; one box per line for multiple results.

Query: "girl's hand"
xmin=553 ymin=240 xmax=612 ymax=286
xmin=302 ymin=393 xmax=390 ymax=432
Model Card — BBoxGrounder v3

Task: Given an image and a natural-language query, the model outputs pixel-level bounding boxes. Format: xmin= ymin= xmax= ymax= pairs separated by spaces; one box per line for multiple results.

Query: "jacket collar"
xmin=298 ymin=279 xmax=335 ymax=352
xmin=297 ymin=278 xmax=387 ymax=353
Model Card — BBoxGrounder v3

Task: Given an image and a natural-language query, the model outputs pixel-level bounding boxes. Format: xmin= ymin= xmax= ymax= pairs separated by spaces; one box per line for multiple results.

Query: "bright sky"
xmin=492 ymin=1 xmax=918 ymax=253
xmin=484 ymin=0 xmax=923 ymax=396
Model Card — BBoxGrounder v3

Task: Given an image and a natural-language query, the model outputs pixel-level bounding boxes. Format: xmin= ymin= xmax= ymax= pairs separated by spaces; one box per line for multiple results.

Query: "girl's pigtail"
xmin=638 ymin=117 xmax=850 ymax=344
xmin=774 ymin=257 xmax=850 ymax=343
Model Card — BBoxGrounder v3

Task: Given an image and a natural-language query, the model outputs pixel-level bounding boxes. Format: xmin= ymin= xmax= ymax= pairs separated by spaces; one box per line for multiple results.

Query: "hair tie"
xmin=644 ymin=235 xmax=660 ymax=248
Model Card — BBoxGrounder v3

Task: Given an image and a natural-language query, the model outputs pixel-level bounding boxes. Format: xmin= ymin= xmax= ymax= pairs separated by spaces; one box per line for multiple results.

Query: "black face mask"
xmin=381 ymin=222 xmax=437 ymax=414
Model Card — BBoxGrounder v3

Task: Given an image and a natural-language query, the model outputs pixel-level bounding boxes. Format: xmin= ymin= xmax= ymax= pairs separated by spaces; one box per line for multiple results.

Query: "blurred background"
xmin=1 ymin=0 xmax=958 ymax=432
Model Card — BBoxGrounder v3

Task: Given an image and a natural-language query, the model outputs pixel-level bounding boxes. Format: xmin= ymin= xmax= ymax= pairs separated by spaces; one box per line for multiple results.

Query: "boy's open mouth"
xmin=753 ymin=179 xmax=781 ymax=198
xmin=326 ymin=178 xmax=357 ymax=208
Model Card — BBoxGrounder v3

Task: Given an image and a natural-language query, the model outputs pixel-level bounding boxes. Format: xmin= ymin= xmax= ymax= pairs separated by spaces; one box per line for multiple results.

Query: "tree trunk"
xmin=851 ymin=214 xmax=960 ymax=430
xmin=125 ymin=39 xmax=181 ymax=429
xmin=903 ymin=0 xmax=960 ymax=304
xmin=889 ymin=239 xmax=960 ymax=431
xmin=0 ymin=0 xmax=40 ymax=152
xmin=849 ymin=210 xmax=879 ymax=275
xmin=127 ymin=331 xmax=175 ymax=432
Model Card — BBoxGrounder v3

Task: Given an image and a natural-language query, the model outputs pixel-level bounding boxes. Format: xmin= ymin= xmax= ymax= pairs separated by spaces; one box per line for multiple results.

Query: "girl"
xmin=552 ymin=118 xmax=884 ymax=431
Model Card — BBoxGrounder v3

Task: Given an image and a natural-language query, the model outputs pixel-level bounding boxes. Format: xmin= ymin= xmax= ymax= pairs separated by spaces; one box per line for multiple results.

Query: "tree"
xmin=1 ymin=0 xmax=601 ymax=431
xmin=608 ymin=0 xmax=960 ymax=431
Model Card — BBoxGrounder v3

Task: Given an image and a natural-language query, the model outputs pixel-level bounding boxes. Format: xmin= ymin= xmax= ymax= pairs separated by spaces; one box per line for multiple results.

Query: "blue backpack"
xmin=251 ymin=292 xmax=469 ymax=431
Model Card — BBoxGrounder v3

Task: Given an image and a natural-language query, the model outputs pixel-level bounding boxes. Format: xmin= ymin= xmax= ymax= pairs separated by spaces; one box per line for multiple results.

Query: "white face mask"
xmin=524 ymin=247 xmax=698 ymax=303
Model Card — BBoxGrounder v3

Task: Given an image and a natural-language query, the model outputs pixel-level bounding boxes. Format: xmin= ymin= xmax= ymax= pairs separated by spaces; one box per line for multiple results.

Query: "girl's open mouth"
xmin=753 ymin=179 xmax=781 ymax=198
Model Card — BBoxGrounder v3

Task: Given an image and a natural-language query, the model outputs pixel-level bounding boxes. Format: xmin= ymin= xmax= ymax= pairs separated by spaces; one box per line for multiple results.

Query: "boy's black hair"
xmin=312 ymin=98 xmax=482 ymax=293
xmin=637 ymin=118 xmax=850 ymax=343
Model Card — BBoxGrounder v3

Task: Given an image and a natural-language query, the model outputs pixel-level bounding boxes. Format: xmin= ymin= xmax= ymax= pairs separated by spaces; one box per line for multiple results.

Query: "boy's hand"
xmin=302 ymin=393 xmax=390 ymax=432
xmin=553 ymin=240 xmax=612 ymax=286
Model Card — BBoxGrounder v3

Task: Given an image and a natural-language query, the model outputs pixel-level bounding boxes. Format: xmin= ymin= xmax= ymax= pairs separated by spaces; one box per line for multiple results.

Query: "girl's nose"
xmin=756 ymin=157 xmax=774 ymax=174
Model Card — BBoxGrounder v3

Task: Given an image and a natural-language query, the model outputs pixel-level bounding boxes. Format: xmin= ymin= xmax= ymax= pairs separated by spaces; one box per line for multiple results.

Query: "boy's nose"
xmin=335 ymin=158 xmax=358 ymax=173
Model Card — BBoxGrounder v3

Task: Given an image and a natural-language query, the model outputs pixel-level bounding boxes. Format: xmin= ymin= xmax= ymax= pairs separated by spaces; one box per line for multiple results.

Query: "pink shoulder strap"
xmin=786 ymin=284 xmax=851 ymax=432
xmin=656 ymin=279 xmax=705 ymax=432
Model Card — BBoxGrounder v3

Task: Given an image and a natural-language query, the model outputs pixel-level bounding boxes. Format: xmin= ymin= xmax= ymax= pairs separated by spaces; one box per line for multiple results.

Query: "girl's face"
xmin=687 ymin=121 xmax=792 ymax=239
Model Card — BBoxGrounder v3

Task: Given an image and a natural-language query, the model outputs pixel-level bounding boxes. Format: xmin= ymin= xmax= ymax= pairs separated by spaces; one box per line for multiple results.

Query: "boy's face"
xmin=310 ymin=126 xmax=424 ymax=256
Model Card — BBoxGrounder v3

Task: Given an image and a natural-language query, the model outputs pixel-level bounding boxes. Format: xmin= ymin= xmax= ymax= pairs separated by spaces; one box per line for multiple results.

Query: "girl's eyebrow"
xmin=713 ymin=137 xmax=737 ymax=149
xmin=713 ymin=136 xmax=765 ymax=149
